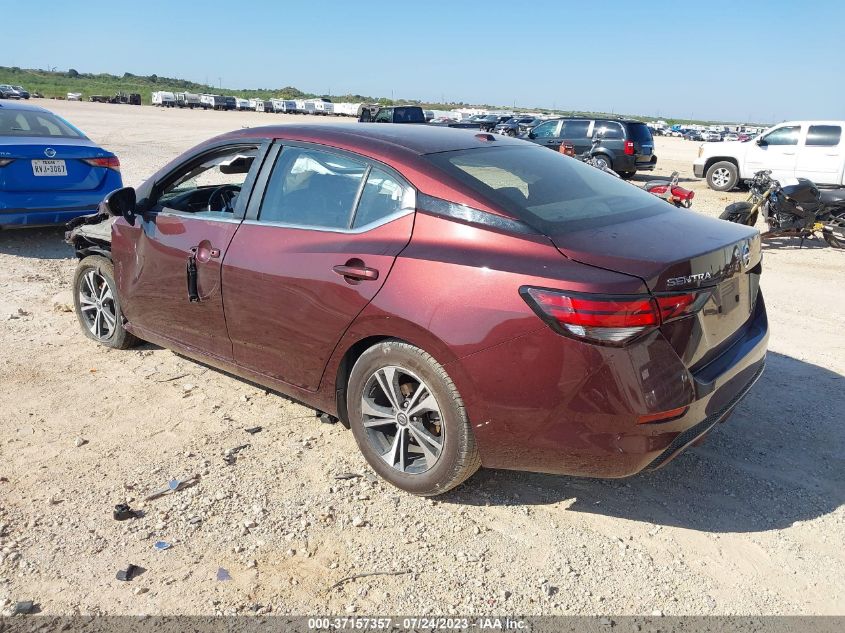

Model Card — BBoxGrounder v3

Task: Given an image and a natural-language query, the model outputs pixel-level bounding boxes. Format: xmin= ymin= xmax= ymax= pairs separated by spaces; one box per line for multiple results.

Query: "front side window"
xmin=156 ymin=146 xmax=259 ymax=216
xmin=531 ymin=120 xmax=561 ymax=138
xmin=806 ymin=125 xmax=841 ymax=147
xmin=762 ymin=126 xmax=800 ymax=146
xmin=259 ymin=147 xmax=366 ymax=229
xmin=374 ymin=109 xmax=393 ymax=123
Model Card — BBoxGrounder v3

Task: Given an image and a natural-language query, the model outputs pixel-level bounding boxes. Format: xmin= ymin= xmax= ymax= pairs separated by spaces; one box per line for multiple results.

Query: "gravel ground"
xmin=0 ymin=101 xmax=843 ymax=617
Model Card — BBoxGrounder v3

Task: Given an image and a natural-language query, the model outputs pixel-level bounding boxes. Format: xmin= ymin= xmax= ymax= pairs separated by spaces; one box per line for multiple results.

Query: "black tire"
xmin=73 ymin=255 xmax=139 ymax=349
xmin=823 ymin=216 xmax=845 ymax=248
xmin=706 ymin=160 xmax=739 ymax=191
xmin=719 ymin=201 xmax=754 ymax=226
xmin=346 ymin=339 xmax=481 ymax=496
xmin=823 ymin=230 xmax=844 ymax=248
xmin=592 ymin=154 xmax=613 ymax=171
xmin=619 ymin=170 xmax=636 ymax=180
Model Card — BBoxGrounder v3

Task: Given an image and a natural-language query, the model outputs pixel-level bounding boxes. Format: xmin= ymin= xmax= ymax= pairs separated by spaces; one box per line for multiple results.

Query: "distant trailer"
xmin=200 ymin=94 xmax=226 ymax=110
xmin=151 ymin=91 xmax=176 ymax=107
xmin=235 ymin=98 xmax=251 ymax=111
xmin=296 ymin=99 xmax=317 ymax=115
xmin=256 ymin=100 xmax=273 ymax=113
xmin=271 ymin=98 xmax=298 ymax=113
xmin=310 ymin=99 xmax=334 ymax=116
xmin=333 ymin=102 xmax=361 ymax=117
xmin=175 ymin=92 xmax=201 ymax=108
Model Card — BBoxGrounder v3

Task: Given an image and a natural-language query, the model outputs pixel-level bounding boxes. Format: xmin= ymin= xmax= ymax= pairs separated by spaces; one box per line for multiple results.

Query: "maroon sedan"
xmin=67 ymin=124 xmax=768 ymax=495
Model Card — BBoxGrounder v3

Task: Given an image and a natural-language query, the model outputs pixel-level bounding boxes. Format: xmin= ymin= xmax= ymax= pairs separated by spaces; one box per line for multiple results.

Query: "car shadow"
xmin=760 ymin=235 xmax=835 ymax=250
xmin=441 ymin=351 xmax=844 ymax=534
xmin=0 ymin=226 xmax=74 ymax=260
xmin=629 ymin=173 xmax=697 ymax=184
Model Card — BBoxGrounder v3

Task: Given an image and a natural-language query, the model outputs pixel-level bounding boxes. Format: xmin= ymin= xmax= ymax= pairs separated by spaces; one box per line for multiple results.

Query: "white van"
xmin=694 ymin=120 xmax=845 ymax=190
xmin=151 ymin=91 xmax=176 ymax=107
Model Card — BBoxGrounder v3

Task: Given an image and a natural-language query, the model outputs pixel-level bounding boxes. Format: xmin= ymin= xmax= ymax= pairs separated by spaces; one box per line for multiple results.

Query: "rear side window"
xmin=762 ymin=126 xmax=800 ymax=146
xmin=625 ymin=122 xmax=653 ymax=143
xmin=806 ymin=125 xmax=841 ymax=147
xmin=259 ymin=147 xmax=366 ymax=229
xmin=594 ymin=121 xmax=624 ymax=140
xmin=352 ymin=168 xmax=409 ymax=228
xmin=562 ymin=120 xmax=591 ymax=139
xmin=427 ymin=145 xmax=668 ymax=233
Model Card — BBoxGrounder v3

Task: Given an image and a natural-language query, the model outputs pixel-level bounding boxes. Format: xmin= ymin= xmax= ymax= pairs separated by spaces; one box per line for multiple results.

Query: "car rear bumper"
xmin=0 ymin=177 xmax=120 ymax=227
xmin=453 ymin=293 xmax=768 ymax=478
xmin=615 ymin=154 xmax=657 ymax=172
xmin=0 ymin=205 xmax=100 ymax=228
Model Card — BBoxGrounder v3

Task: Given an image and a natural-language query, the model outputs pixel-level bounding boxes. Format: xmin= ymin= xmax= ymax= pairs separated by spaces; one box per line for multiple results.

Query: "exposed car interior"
xmin=155 ymin=147 xmax=258 ymax=216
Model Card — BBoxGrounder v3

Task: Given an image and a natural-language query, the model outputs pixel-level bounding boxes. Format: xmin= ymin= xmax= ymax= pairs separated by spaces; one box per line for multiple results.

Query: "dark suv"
xmin=524 ymin=117 xmax=657 ymax=178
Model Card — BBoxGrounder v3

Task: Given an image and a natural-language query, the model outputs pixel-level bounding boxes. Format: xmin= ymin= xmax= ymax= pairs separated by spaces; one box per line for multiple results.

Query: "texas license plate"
xmin=31 ymin=159 xmax=67 ymax=176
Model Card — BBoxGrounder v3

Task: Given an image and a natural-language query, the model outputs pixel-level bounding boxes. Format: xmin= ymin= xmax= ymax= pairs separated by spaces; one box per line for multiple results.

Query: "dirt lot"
xmin=1 ymin=101 xmax=843 ymax=617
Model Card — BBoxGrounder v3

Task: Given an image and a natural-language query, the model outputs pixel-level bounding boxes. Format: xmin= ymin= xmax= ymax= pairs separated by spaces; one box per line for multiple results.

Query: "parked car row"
xmin=521 ymin=116 xmax=657 ymax=178
xmin=0 ymin=84 xmax=31 ymax=99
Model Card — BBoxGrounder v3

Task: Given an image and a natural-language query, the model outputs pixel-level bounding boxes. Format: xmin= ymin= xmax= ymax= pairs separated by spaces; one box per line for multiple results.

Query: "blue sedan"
xmin=0 ymin=102 xmax=123 ymax=227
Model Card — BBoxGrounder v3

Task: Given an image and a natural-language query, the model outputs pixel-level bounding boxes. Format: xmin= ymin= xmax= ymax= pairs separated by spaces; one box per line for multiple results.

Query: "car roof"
xmin=217 ymin=123 xmax=528 ymax=155
xmin=0 ymin=101 xmax=49 ymax=113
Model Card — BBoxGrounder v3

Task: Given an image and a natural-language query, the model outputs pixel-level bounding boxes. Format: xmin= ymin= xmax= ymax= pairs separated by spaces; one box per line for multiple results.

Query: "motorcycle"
xmin=720 ymin=170 xmax=845 ymax=248
xmin=642 ymin=171 xmax=695 ymax=208
xmin=562 ymin=140 xmax=694 ymax=207
xmin=562 ymin=137 xmax=620 ymax=178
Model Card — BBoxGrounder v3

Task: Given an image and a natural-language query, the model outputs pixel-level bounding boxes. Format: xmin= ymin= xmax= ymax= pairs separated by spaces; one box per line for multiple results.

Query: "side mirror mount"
xmin=101 ymin=186 xmax=138 ymax=225
xmin=528 ymin=130 xmax=536 ymax=139
xmin=755 ymin=137 xmax=765 ymax=146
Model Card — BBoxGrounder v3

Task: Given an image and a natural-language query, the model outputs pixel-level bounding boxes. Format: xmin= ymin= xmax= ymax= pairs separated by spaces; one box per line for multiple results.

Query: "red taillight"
xmin=82 ymin=156 xmax=120 ymax=171
xmin=624 ymin=140 xmax=635 ymax=155
xmin=521 ymin=288 xmax=700 ymax=345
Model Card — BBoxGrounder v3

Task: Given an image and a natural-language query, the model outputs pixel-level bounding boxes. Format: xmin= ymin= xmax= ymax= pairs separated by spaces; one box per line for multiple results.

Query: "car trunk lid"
xmin=547 ymin=210 xmax=762 ymax=364
xmin=0 ymin=139 xmax=114 ymax=192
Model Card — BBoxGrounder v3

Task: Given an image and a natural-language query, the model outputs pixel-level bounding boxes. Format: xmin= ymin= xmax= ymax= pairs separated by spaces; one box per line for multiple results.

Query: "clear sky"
xmin=4 ymin=0 xmax=842 ymax=123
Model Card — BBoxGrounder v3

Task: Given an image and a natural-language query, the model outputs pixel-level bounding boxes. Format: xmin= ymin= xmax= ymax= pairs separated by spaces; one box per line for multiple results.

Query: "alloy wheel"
xmin=711 ymin=167 xmax=731 ymax=188
xmin=360 ymin=366 xmax=444 ymax=475
xmin=78 ymin=269 xmax=117 ymax=340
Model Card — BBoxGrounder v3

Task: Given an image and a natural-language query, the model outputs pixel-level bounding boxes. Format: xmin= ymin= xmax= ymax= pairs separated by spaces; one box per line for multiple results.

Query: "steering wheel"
xmin=207 ymin=184 xmax=241 ymax=213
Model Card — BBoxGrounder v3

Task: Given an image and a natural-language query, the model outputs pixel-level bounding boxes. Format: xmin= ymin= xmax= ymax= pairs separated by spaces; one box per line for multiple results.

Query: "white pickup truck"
xmin=694 ymin=120 xmax=845 ymax=190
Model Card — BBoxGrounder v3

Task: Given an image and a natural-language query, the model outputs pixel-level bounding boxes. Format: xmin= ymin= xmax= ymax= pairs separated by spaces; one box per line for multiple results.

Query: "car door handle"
xmin=332 ymin=264 xmax=379 ymax=281
xmin=191 ymin=243 xmax=220 ymax=263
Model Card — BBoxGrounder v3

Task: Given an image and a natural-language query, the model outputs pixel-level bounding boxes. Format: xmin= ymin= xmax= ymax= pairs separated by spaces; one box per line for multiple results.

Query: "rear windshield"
xmin=0 ymin=109 xmax=85 ymax=138
xmin=626 ymin=122 xmax=653 ymax=143
xmin=426 ymin=145 xmax=668 ymax=233
xmin=394 ymin=108 xmax=426 ymax=123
